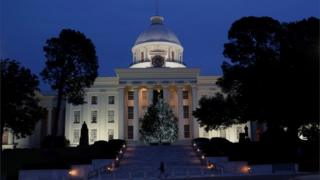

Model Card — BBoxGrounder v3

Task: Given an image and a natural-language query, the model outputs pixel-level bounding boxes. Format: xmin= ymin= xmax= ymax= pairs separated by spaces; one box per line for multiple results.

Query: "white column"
xmin=64 ymin=104 xmax=70 ymax=140
xmin=192 ymin=86 xmax=199 ymax=138
xmin=47 ymin=107 xmax=52 ymax=135
xmin=162 ymin=86 xmax=169 ymax=103
xmin=58 ymin=103 xmax=65 ymax=136
xmin=8 ymin=130 xmax=13 ymax=145
xmin=148 ymin=86 xmax=153 ymax=106
xmin=118 ymin=87 xmax=125 ymax=139
xmin=177 ymin=86 xmax=184 ymax=140
xmin=133 ymin=87 xmax=139 ymax=141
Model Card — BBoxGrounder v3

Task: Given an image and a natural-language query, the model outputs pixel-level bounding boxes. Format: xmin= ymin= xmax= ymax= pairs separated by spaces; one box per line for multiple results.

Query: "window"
xmin=171 ymin=51 xmax=175 ymax=60
xmin=91 ymin=111 xmax=97 ymax=123
xmin=183 ymin=90 xmax=188 ymax=99
xmin=128 ymin=126 xmax=133 ymax=139
xmin=128 ymin=91 xmax=134 ymax=100
xmin=184 ymin=125 xmax=190 ymax=138
xmin=220 ymin=129 xmax=226 ymax=139
xmin=91 ymin=96 xmax=98 ymax=105
xmin=183 ymin=106 xmax=189 ymax=118
xmin=73 ymin=129 xmax=80 ymax=143
xmin=236 ymin=126 xmax=242 ymax=140
xmin=108 ymin=96 xmax=115 ymax=104
xmin=141 ymin=52 xmax=144 ymax=61
xmin=128 ymin=106 xmax=134 ymax=119
xmin=90 ymin=129 xmax=97 ymax=142
xmin=108 ymin=110 xmax=114 ymax=123
xmin=108 ymin=129 xmax=114 ymax=140
xmin=74 ymin=111 xmax=80 ymax=124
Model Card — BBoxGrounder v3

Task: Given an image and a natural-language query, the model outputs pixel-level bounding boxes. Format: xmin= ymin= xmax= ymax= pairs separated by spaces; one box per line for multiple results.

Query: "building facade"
xmin=64 ymin=16 xmax=253 ymax=146
xmin=2 ymin=91 xmax=65 ymax=149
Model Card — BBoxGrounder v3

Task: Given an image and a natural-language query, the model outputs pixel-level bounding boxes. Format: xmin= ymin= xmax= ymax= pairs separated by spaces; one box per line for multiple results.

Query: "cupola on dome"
xmin=131 ymin=16 xmax=185 ymax=68
xmin=134 ymin=16 xmax=181 ymax=45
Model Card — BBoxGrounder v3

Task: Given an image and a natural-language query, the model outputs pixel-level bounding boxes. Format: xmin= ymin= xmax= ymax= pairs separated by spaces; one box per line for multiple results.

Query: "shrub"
xmin=41 ymin=135 xmax=70 ymax=148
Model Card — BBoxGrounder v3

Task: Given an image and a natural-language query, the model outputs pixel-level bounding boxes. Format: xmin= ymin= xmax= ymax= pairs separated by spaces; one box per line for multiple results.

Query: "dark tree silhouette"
xmin=215 ymin=16 xmax=319 ymax=141
xmin=79 ymin=121 xmax=89 ymax=147
xmin=1 ymin=59 xmax=45 ymax=145
xmin=41 ymin=29 xmax=98 ymax=135
xmin=279 ymin=17 xmax=319 ymax=141
xmin=193 ymin=93 xmax=240 ymax=132
xmin=218 ymin=16 xmax=282 ymax=123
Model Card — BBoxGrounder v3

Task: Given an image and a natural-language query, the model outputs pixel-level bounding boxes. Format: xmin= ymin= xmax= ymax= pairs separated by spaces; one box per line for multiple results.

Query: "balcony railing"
xmin=129 ymin=59 xmax=187 ymax=67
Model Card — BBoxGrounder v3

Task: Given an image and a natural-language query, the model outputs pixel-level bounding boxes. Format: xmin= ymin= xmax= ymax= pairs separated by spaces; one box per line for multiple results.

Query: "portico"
xmin=116 ymin=68 xmax=200 ymax=141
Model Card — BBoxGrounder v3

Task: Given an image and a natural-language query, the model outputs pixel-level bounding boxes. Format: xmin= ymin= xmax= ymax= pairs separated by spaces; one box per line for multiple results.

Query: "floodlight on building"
xmin=68 ymin=169 xmax=78 ymax=176
xmin=207 ymin=162 xmax=214 ymax=169
xmin=197 ymin=148 xmax=200 ymax=152
xmin=106 ymin=166 xmax=112 ymax=172
xmin=119 ymin=150 xmax=123 ymax=154
xmin=116 ymin=157 xmax=119 ymax=161
xmin=240 ymin=165 xmax=251 ymax=174
xmin=122 ymin=144 xmax=126 ymax=148
xmin=201 ymin=155 xmax=205 ymax=159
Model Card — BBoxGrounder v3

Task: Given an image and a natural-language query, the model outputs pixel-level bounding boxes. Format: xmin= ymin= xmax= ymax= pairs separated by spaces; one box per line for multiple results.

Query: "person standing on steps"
xmin=159 ymin=161 xmax=166 ymax=179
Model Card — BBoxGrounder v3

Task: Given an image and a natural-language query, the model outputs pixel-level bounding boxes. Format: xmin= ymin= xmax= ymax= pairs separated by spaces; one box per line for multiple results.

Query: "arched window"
xmin=141 ymin=52 xmax=144 ymax=61
xmin=171 ymin=51 xmax=175 ymax=61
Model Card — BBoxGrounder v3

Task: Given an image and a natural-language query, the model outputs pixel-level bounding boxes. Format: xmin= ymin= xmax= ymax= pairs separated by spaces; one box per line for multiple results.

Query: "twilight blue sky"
xmin=1 ymin=0 xmax=319 ymax=91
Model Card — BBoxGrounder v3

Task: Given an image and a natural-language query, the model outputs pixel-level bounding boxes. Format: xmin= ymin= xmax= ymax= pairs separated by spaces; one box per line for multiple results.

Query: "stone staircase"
xmin=99 ymin=144 xmax=215 ymax=179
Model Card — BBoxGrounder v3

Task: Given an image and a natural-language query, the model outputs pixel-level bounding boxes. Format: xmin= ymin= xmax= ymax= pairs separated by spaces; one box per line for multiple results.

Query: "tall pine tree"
xmin=140 ymin=99 xmax=178 ymax=144
xmin=79 ymin=121 xmax=89 ymax=147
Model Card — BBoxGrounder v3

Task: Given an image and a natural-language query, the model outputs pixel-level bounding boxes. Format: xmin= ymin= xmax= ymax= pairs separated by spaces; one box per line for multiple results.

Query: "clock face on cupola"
xmin=151 ymin=55 xmax=165 ymax=67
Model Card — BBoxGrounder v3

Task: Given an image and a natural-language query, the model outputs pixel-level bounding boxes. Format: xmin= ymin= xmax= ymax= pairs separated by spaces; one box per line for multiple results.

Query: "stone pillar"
xmin=191 ymin=86 xmax=199 ymax=138
xmin=162 ymin=86 xmax=169 ymax=103
xmin=118 ymin=87 xmax=125 ymax=139
xmin=177 ymin=86 xmax=184 ymax=140
xmin=133 ymin=87 xmax=139 ymax=141
xmin=148 ymin=86 xmax=154 ymax=106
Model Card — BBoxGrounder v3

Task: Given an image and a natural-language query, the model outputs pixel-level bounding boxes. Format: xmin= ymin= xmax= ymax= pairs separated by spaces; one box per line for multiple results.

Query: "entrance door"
xmin=153 ymin=90 xmax=163 ymax=104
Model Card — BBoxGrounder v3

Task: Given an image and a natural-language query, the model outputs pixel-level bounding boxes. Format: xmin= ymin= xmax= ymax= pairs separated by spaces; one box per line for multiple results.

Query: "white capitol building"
xmin=64 ymin=15 xmax=256 ymax=146
xmin=3 ymin=15 xmax=262 ymax=149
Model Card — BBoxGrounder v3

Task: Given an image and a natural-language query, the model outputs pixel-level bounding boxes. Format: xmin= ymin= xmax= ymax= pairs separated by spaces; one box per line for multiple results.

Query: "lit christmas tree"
xmin=140 ymin=99 xmax=178 ymax=144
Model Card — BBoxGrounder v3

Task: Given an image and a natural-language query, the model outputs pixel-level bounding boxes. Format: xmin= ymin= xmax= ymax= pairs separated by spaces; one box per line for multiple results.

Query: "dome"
xmin=134 ymin=16 xmax=181 ymax=45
